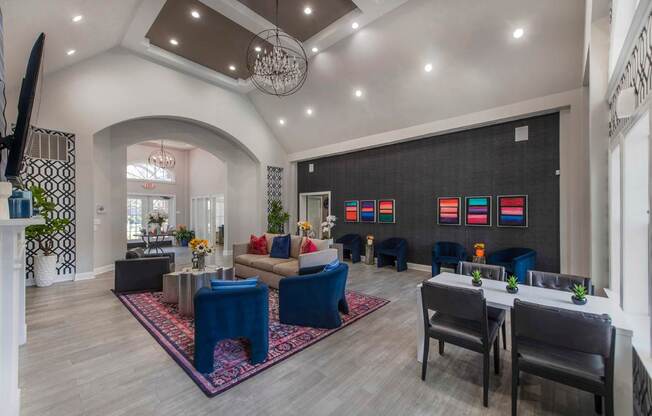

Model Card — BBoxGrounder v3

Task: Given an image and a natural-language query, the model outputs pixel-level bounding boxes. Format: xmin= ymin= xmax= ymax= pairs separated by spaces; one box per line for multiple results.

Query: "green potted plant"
xmin=572 ymin=284 xmax=588 ymax=305
xmin=174 ymin=225 xmax=194 ymax=247
xmin=471 ymin=269 xmax=483 ymax=287
xmin=267 ymin=200 xmax=289 ymax=234
xmin=506 ymin=274 xmax=519 ymax=294
xmin=25 ymin=186 xmax=71 ymax=287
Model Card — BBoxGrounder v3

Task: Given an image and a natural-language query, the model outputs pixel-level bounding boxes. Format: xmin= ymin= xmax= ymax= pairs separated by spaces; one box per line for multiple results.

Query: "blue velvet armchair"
xmin=487 ymin=248 xmax=536 ymax=283
xmin=279 ymin=263 xmax=349 ymax=329
xmin=336 ymin=234 xmax=363 ymax=263
xmin=431 ymin=241 xmax=467 ymax=276
xmin=376 ymin=238 xmax=408 ymax=272
xmin=193 ymin=283 xmax=269 ymax=373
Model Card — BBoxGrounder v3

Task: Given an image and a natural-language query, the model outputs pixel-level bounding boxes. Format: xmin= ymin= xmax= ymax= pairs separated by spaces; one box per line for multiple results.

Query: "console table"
xmin=0 ymin=217 xmax=44 ymax=416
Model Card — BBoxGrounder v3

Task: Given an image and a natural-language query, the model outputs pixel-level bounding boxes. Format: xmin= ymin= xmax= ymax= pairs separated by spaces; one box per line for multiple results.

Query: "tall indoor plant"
xmin=267 ymin=200 xmax=289 ymax=234
xmin=25 ymin=186 xmax=70 ymax=287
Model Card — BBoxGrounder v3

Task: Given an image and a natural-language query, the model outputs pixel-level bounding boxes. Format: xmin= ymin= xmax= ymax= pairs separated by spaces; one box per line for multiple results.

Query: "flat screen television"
xmin=1 ymin=32 xmax=45 ymax=184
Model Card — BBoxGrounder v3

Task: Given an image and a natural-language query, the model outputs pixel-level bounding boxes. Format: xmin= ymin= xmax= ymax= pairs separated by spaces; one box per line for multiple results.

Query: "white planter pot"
xmin=34 ymin=255 xmax=57 ymax=287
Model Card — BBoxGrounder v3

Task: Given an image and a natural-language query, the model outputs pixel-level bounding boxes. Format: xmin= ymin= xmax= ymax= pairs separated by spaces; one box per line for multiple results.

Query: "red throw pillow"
xmin=300 ymin=238 xmax=318 ymax=254
xmin=248 ymin=234 xmax=268 ymax=255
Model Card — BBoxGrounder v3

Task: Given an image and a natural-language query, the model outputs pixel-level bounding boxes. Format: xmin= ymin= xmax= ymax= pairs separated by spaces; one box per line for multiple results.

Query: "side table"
xmin=364 ymin=245 xmax=375 ymax=265
xmin=472 ymin=256 xmax=486 ymax=264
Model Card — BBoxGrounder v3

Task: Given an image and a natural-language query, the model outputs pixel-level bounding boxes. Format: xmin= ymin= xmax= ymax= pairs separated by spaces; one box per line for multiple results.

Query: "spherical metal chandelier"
xmin=147 ymin=140 xmax=175 ymax=170
xmin=246 ymin=0 xmax=308 ymax=97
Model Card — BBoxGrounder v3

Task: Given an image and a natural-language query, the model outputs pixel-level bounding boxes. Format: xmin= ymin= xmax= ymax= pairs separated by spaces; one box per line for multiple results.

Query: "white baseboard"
xmin=93 ymin=264 xmax=115 ymax=275
xmin=26 ymin=272 xmax=77 ymax=286
xmin=407 ymin=262 xmax=431 ymax=273
xmin=74 ymin=271 xmax=96 ymax=281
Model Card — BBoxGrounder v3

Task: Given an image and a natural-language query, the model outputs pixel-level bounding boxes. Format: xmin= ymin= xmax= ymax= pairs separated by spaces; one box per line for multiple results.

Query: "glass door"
xmin=306 ymin=195 xmax=324 ymax=239
xmin=127 ymin=197 xmax=145 ymax=240
xmin=127 ymin=195 xmax=176 ymax=241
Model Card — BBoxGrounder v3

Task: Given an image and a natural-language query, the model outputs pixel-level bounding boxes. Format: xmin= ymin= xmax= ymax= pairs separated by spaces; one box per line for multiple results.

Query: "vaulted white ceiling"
xmin=249 ymin=0 xmax=585 ymax=153
xmin=1 ymin=0 xmax=585 ymax=155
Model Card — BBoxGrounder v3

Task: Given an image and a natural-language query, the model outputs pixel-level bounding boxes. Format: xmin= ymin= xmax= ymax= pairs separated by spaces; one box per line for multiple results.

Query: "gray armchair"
xmin=511 ymin=299 xmax=615 ymax=416
xmin=114 ymin=248 xmax=175 ymax=293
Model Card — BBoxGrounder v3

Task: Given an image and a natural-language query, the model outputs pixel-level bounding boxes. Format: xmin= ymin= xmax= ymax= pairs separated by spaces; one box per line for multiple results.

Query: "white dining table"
xmin=416 ymin=272 xmax=634 ymax=416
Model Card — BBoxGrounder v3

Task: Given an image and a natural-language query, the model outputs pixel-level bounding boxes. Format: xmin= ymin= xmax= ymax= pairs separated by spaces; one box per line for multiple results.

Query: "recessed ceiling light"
xmin=66 ymin=49 xmax=76 ymax=56
xmin=191 ymin=10 xmax=200 ymax=19
xmin=352 ymin=22 xmax=359 ymax=30
xmin=354 ymin=89 xmax=363 ymax=98
xmin=304 ymin=7 xmax=312 ymax=15
xmin=169 ymin=38 xmax=179 ymax=46
xmin=306 ymin=108 xmax=314 ymax=116
xmin=278 ymin=118 xmax=286 ymax=125
xmin=513 ymin=28 xmax=524 ymax=39
xmin=72 ymin=15 xmax=83 ymax=23
xmin=255 ymin=46 xmax=262 ymax=52
xmin=229 ymin=65 xmax=236 ymax=71
xmin=311 ymin=47 xmax=319 ymax=53
xmin=424 ymin=63 xmax=433 ymax=73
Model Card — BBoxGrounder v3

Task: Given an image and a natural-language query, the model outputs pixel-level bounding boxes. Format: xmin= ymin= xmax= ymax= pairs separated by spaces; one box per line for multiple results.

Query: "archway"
xmin=91 ymin=117 xmax=261 ymax=271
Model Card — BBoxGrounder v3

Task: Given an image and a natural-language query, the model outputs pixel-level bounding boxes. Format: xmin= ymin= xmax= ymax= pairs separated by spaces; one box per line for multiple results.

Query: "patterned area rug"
xmin=117 ymin=289 xmax=389 ymax=397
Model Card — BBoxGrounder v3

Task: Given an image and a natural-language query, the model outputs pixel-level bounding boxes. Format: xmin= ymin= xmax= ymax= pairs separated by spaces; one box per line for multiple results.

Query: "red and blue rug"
xmin=117 ymin=289 xmax=388 ymax=397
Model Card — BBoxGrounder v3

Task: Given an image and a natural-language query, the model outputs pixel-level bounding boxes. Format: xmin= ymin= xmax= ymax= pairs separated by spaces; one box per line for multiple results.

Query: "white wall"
xmin=95 ymin=118 xmax=258 ymax=263
xmin=6 ymin=47 xmax=288 ymax=276
xmin=126 ymin=143 xmax=190 ymax=227
xmin=609 ymin=0 xmax=639 ymax=77
xmin=188 ymin=147 xmax=226 ymax=198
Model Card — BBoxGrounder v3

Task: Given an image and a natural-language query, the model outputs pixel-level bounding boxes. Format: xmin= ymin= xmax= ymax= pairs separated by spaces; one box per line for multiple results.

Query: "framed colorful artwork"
xmin=378 ymin=199 xmax=396 ymax=223
xmin=360 ymin=200 xmax=377 ymax=223
xmin=437 ymin=197 xmax=461 ymax=225
xmin=344 ymin=200 xmax=359 ymax=222
xmin=497 ymin=195 xmax=528 ymax=227
xmin=465 ymin=196 xmax=492 ymax=226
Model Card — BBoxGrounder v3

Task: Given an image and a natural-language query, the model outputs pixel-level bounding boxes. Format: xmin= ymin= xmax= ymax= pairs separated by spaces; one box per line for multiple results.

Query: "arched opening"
xmin=91 ymin=116 xmax=260 ymax=271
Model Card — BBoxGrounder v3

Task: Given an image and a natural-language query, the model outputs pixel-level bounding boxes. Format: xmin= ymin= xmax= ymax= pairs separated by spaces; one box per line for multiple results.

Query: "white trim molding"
xmin=74 ymin=271 xmax=96 ymax=281
xmin=93 ymin=264 xmax=115 ymax=275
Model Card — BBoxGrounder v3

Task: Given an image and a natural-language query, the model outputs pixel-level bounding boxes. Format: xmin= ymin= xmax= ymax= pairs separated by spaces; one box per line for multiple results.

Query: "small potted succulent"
xmin=572 ymin=284 xmax=588 ymax=305
xmin=471 ymin=269 xmax=483 ymax=287
xmin=506 ymin=275 xmax=519 ymax=294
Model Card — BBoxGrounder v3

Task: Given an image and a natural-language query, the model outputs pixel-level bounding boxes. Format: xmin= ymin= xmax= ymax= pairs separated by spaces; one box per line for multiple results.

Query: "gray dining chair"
xmin=457 ymin=261 xmax=507 ymax=349
xmin=458 ymin=261 xmax=506 ymax=281
xmin=511 ymin=299 xmax=615 ymax=416
xmin=421 ymin=281 xmax=503 ymax=407
xmin=526 ymin=270 xmax=594 ymax=295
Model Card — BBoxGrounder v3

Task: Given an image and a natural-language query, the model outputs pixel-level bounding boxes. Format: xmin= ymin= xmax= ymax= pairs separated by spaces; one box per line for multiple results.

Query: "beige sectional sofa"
xmin=233 ymin=233 xmax=338 ymax=289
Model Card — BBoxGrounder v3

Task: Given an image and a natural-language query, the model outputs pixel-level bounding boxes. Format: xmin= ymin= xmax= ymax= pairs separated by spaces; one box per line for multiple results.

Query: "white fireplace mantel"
xmin=0 ymin=217 xmax=44 ymax=416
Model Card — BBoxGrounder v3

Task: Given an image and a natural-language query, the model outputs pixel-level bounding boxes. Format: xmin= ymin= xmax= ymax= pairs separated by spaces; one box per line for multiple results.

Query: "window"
xmin=126 ymin=195 xmax=176 ymax=240
xmin=126 ymin=162 xmax=174 ymax=182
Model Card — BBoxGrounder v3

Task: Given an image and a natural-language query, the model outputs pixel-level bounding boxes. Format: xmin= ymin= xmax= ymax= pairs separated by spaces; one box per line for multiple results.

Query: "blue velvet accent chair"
xmin=336 ymin=234 xmax=363 ymax=263
xmin=431 ymin=241 xmax=467 ymax=276
xmin=193 ymin=283 xmax=269 ymax=373
xmin=376 ymin=238 xmax=408 ymax=272
xmin=487 ymin=248 xmax=536 ymax=283
xmin=279 ymin=263 xmax=349 ymax=329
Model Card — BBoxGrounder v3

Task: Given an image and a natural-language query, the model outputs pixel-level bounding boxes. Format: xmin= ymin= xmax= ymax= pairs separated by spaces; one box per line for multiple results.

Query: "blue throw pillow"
xmin=323 ymin=259 xmax=340 ymax=272
xmin=211 ymin=277 xmax=258 ymax=289
xmin=270 ymin=234 xmax=291 ymax=259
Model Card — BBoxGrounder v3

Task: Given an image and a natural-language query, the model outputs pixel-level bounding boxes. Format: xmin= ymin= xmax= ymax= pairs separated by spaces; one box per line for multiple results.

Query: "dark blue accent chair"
xmin=336 ymin=234 xmax=363 ymax=263
xmin=193 ymin=283 xmax=269 ymax=373
xmin=279 ymin=263 xmax=349 ymax=329
xmin=431 ymin=241 xmax=467 ymax=276
xmin=376 ymin=238 xmax=408 ymax=272
xmin=487 ymin=248 xmax=536 ymax=283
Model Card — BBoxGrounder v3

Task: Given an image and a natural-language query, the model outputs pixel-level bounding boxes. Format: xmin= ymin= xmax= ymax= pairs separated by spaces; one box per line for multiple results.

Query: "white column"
xmin=0 ymin=218 xmax=44 ymax=416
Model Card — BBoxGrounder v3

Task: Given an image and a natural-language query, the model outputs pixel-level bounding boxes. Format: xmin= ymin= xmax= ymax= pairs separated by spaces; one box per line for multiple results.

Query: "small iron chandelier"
xmin=246 ymin=0 xmax=308 ymax=97
xmin=148 ymin=140 xmax=175 ymax=170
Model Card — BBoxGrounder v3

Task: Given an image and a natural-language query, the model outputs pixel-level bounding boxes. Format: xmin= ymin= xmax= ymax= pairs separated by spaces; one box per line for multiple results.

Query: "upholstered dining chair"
xmin=420 ymin=281 xmax=503 ymax=408
xmin=457 ymin=261 xmax=507 ymax=349
xmin=526 ymin=270 xmax=594 ymax=295
xmin=511 ymin=300 xmax=615 ymax=416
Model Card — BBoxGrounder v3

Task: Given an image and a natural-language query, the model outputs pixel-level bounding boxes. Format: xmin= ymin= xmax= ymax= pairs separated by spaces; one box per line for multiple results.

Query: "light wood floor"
xmin=20 ymin=259 xmax=596 ymax=416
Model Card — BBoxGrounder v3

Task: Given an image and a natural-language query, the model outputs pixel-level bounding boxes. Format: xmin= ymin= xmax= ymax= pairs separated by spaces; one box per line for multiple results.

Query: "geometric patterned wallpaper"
xmin=21 ymin=127 xmax=76 ymax=280
xmin=266 ymin=166 xmax=283 ymax=213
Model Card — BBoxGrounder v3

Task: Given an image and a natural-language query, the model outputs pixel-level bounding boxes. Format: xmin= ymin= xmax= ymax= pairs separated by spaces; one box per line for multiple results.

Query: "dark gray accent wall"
xmin=298 ymin=113 xmax=560 ymax=271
